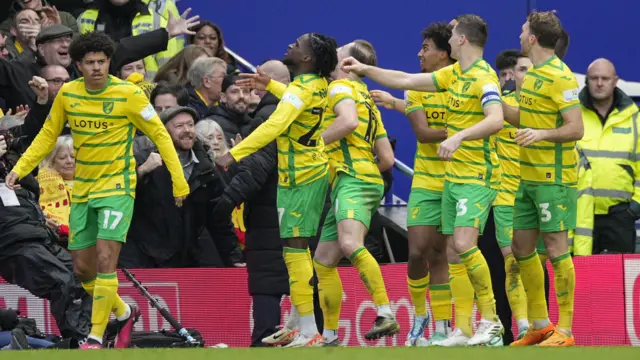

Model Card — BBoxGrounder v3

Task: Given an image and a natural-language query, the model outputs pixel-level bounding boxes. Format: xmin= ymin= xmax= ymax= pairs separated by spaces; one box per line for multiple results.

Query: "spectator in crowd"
xmin=121 ymin=106 xmax=243 ymax=268
xmin=0 ymin=119 xmax=91 ymax=348
xmin=204 ymin=72 xmax=255 ymax=145
xmin=0 ymin=34 xmax=10 ymax=59
xmin=0 ymin=0 xmax=78 ymax=35
xmin=118 ymin=59 xmax=146 ymax=80
xmin=41 ymin=64 xmax=69 ymax=97
xmin=187 ymin=20 xmax=237 ymax=73
xmin=154 ymin=44 xmax=211 ymax=85
xmin=37 ymin=135 xmax=74 ymax=246
xmin=195 ymin=119 xmax=227 ymax=158
xmin=573 ymin=58 xmax=640 ymax=255
xmin=0 ymin=11 xmax=198 ymax=110
xmin=150 ymin=81 xmax=189 ymax=112
xmin=247 ymin=89 xmax=261 ymax=113
xmin=77 ymin=0 xmax=186 ymax=79
xmin=250 ymin=60 xmax=290 ymax=124
xmin=185 ymin=56 xmax=226 ymax=119
xmin=495 ymin=49 xmax=518 ymax=95
xmin=6 ymin=9 xmax=41 ymax=60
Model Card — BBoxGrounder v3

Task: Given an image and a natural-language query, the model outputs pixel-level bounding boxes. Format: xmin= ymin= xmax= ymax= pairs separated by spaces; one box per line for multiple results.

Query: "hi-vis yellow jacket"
xmin=77 ymin=0 xmax=183 ymax=80
xmin=572 ymin=88 xmax=640 ymax=255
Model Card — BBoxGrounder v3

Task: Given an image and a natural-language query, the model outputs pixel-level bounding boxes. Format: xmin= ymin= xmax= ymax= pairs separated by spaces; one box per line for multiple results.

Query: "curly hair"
xmin=421 ymin=22 xmax=454 ymax=59
xmin=187 ymin=20 xmax=231 ymax=63
xmin=308 ymin=33 xmax=338 ymax=78
xmin=69 ymin=32 xmax=116 ymax=63
xmin=495 ymin=49 xmax=520 ymax=71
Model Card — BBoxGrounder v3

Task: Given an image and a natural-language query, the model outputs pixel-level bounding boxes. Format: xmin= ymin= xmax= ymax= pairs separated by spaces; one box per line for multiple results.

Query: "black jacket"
xmin=186 ymin=84 xmax=210 ymax=121
xmin=251 ymin=93 xmax=280 ymax=125
xmin=126 ymin=139 xmax=242 ymax=267
xmin=0 ymin=150 xmax=55 ymax=250
xmin=204 ymin=104 xmax=256 ymax=145
xmin=218 ymin=142 xmax=288 ymax=295
xmin=0 ymin=28 xmax=171 ymax=111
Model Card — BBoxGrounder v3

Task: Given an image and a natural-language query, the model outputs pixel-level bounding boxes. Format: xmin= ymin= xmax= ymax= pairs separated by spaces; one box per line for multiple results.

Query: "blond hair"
xmin=40 ymin=136 xmax=73 ymax=170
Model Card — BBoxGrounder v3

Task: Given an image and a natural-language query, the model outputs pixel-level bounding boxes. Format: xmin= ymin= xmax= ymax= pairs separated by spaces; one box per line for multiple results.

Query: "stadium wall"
xmin=177 ymin=0 xmax=640 ymax=200
xmin=1 ymin=255 xmax=640 ymax=347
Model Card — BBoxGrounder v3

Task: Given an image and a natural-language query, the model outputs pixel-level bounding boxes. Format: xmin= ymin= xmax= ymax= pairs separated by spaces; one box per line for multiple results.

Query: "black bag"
xmin=105 ymin=328 xmax=205 ymax=348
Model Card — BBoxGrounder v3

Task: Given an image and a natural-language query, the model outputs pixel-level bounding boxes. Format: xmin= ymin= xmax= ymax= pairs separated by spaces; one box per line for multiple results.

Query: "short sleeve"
xmin=551 ymin=74 xmax=580 ymax=112
xmin=476 ymin=76 xmax=502 ymax=108
xmin=432 ymin=64 xmax=455 ymax=92
xmin=405 ymin=90 xmax=423 ymax=115
xmin=328 ymin=80 xmax=356 ymax=110
xmin=375 ymin=111 xmax=388 ymax=140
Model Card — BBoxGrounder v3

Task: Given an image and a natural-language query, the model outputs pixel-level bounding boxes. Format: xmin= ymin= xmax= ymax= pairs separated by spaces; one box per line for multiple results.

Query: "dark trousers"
xmin=593 ymin=206 xmax=637 ymax=254
xmin=0 ymin=240 xmax=92 ymax=344
xmin=118 ymin=240 xmax=184 ymax=269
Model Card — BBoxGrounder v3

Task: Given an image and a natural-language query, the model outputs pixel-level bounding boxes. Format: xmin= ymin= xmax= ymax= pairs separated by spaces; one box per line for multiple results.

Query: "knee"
xmin=407 ymin=252 xmax=427 ymax=266
xmin=73 ymin=261 xmax=93 ymax=282
xmin=452 ymin=237 xmax=471 ymax=254
xmin=96 ymin=249 xmax=115 ymax=274
xmin=339 ymin=238 xmax=361 ymax=258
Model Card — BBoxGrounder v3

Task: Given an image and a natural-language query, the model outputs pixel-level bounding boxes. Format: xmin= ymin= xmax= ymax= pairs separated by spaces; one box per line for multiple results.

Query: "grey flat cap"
xmin=36 ymin=24 xmax=73 ymax=45
xmin=159 ymin=106 xmax=198 ymax=124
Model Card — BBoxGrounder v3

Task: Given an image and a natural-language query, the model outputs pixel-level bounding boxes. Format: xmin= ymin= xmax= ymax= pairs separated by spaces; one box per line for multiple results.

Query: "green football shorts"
xmin=68 ymin=195 xmax=134 ymax=251
xmin=277 ymin=174 xmax=329 ymax=238
xmin=441 ymin=181 xmax=497 ymax=236
xmin=320 ymin=174 xmax=384 ymax=241
xmin=513 ymin=183 xmax=577 ymax=233
xmin=407 ymin=188 xmax=442 ymax=227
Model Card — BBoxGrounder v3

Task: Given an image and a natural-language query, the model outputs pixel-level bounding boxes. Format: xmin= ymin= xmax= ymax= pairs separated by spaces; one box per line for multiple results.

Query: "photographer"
xmin=0 ymin=122 xmax=91 ymax=348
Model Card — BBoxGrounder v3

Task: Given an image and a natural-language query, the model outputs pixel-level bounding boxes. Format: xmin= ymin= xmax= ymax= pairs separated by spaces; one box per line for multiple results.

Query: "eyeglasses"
xmin=45 ymin=78 xmax=70 ymax=86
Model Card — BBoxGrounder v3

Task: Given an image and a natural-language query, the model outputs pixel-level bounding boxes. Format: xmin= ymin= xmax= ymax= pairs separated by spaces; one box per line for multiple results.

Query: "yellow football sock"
xmin=429 ymin=283 xmax=452 ymax=322
xmin=283 ymin=247 xmax=315 ymax=316
xmin=408 ymin=275 xmax=429 ymax=316
xmin=449 ymin=263 xmax=474 ymax=337
xmin=551 ymin=253 xmax=575 ymax=331
xmin=82 ymin=277 xmax=129 ymax=320
xmin=349 ymin=247 xmax=389 ymax=306
xmin=504 ymin=254 xmax=528 ymax=323
xmin=459 ymin=247 xmax=497 ymax=321
xmin=516 ymin=251 xmax=549 ymax=326
xmin=314 ymin=259 xmax=343 ymax=331
xmin=89 ymin=273 xmax=119 ymax=342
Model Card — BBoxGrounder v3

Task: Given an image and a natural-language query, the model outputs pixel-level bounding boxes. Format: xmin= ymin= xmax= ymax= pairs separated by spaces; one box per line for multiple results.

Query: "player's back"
xmin=324 ymin=79 xmax=386 ymax=185
xmin=60 ymin=76 xmax=145 ymax=201
xmin=518 ymin=56 xmax=580 ymax=186
xmin=405 ymin=90 xmax=447 ymax=192
xmin=433 ymin=60 xmax=502 ymax=188
xmin=494 ymin=91 xmax=520 ymax=206
xmin=276 ymin=74 xmax=329 ymax=187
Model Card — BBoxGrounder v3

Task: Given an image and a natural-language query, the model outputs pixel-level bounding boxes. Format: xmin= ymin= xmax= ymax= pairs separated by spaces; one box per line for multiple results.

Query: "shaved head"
xmin=586 ymin=58 xmax=618 ymax=102
xmin=260 ymin=60 xmax=291 ymax=85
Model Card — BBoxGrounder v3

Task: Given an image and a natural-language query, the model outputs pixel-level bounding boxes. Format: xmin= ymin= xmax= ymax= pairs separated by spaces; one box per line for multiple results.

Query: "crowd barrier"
xmin=1 ymin=255 xmax=639 ymax=347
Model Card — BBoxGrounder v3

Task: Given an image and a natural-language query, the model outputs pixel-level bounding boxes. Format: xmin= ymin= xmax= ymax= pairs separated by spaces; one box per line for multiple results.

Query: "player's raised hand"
xmin=236 ymin=67 xmax=271 ymax=91
xmin=370 ymin=90 xmax=396 ymax=109
xmin=438 ymin=133 xmax=462 ymax=160
xmin=167 ymin=8 xmax=200 ymax=38
xmin=515 ymin=128 xmax=544 ymax=147
xmin=341 ymin=56 xmax=367 ymax=76
xmin=4 ymin=171 xmax=21 ymax=190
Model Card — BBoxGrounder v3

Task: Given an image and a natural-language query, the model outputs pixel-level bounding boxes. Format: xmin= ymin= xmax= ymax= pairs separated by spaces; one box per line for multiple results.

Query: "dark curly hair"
xmin=69 ymin=32 xmax=116 ymax=63
xmin=495 ymin=49 xmax=520 ymax=71
xmin=421 ymin=22 xmax=454 ymax=60
xmin=308 ymin=33 xmax=338 ymax=78
xmin=186 ymin=20 xmax=231 ymax=63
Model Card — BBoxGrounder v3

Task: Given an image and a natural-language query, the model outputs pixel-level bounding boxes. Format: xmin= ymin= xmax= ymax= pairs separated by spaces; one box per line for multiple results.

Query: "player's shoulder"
xmin=502 ymin=91 xmax=519 ymax=106
xmin=328 ymin=79 xmax=355 ymax=97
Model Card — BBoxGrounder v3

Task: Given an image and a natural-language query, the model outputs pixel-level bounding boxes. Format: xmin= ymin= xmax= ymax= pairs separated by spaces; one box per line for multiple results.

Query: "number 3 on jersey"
xmin=103 ymin=210 xmax=123 ymax=230
xmin=456 ymin=199 xmax=468 ymax=216
xmin=539 ymin=203 xmax=552 ymax=222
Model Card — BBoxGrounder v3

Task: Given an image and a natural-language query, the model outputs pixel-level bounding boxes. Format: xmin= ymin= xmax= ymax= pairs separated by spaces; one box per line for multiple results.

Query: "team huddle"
xmin=4 ymin=8 xmax=579 ymax=350
xmin=218 ymin=10 xmax=581 ymax=348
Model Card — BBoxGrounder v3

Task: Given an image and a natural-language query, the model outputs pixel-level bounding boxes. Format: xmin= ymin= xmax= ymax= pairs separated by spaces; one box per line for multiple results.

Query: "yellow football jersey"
xmin=432 ymin=60 xmax=502 ymax=188
xmin=405 ymin=90 xmax=447 ymax=192
xmin=13 ymin=76 xmax=189 ymax=202
xmin=494 ymin=92 xmax=520 ymax=206
xmin=230 ymin=74 xmax=329 ymax=187
xmin=323 ymin=79 xmax=387 ymax=185
xmin=519 ymin=55 xmax=580 ymax=186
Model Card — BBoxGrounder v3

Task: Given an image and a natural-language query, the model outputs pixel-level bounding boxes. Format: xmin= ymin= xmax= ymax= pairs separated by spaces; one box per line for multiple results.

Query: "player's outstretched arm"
xmin=11 ymin=90 xmax=67 ymax=181
xmin=503 ymin=102 xmax=520 ymax=127
xmin=341 ymin=57 xmax=437 ymax=92
xmin=236 ymin=67 xmax=287 ymax=99
xmin=438 ymin=103 xmax=503 ymax=160
xmin=371 ymin=90 xmax=406 ymax=113
xmin=321 ymin=98 xmax=358 ymax=145
xmin=228 ymin=88 xmax=307 ymax=163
